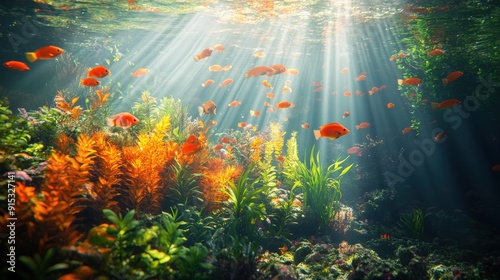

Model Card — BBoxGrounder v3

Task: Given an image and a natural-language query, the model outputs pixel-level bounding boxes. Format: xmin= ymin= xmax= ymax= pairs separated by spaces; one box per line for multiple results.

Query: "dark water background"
xmin=1 ymin=0 xmax=500 ymax=229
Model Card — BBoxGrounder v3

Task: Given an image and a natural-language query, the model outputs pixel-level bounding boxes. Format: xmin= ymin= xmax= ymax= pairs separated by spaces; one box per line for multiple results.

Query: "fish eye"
xmin=343 ymin=128 xmax=346 ymax=131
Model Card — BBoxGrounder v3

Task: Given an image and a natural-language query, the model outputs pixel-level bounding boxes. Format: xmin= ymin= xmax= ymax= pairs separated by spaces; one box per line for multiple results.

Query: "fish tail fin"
xmin=25 ymin=52 xmax=37 ymax=63
xmin=198 ymin=106 xmax=204 ymax=117
xmin=355 ymin=125 xmax=360 ymax=130
xmin=106 ymin=117 xmax=115 ymax=127
xmin=193 ymin=55 xmax=200 ymax=62
xmin=397 ymin=79 xmax=403 ymax=86
xmin=313 ymin=130 xmax=321 ymax=140
xmin=87 ymin=68 xmax=92 ymax=77
xmin=430 ymin=102 xmax=440 ymax=110
xmin=442 ymin=78 xmax=448 ymax=85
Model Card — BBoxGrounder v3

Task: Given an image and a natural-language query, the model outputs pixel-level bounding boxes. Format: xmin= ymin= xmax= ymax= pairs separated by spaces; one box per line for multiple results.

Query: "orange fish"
xmin=343 ymin=91 xmax=351 ymax=96
xmin=285 ymin=68 xmax=299 ymax=75
xmin=347 ymin=146 xmax=363 ymax=156
xmin=264 ymin=101 xmax=271 ymax=107
xmin=262 ymin=80 xmax=273 ymax=89
xmin=88 ymin=65 xmax=110 ymax=78
xmin=389 ymin=55 xmax=397 ymax=61
xmin=106 ymin=112 xmax=140 ymax=129
xmin=208 ymin=65 xmax=223 ymax=72
xmin=219 ymin=78 xmax=233 ymax=87
xmin=278 ymin=245 xmax=288 ymax=255
xmin=266 ymin=93 xmax=276 ymax=98
xmin=238 ymin=122 xmax=247 ymax=128
xmin=198 ymin=100 xmax=217 ymax=116
xmin=368 ymin=87 xmax=379 ymax=95
xmin=211 ymin=120 xmax=217 ymax=126
xmin=193 ymin=47 xmax=213 ymax=62
xmin=430 ymin=99 xmax=461 ymax=109
xmin=254 ymin=51 xmax=266 ymax=58
xmin=314 ymin=122 xmax=350 ymax=140
xmin=276 ymin=155 xmax=285 ymax=163
xmin=228 ymin=100 xmax=241 ymax=107
xmin=355 ymin=90 xmax=363 ymax=96
xmin=80 ymin=77 xmax=100 ymax=87
xmin=380 ymin=234 xmax=390 ymax=239
xmin=343 ymin=110 xmax=350 ymax=118
xmin=25 ymin=45 xmax=64 ymax=62
xmin=402 ymin=126 xmax=413 ymax=134
xmin=250 ymin=110 xmax=260 ymax=117
xmin=271 ymin=197 xmax=282 ymax=205
xmin=213 ymin=44 xmax=225 ymax=52
xmin=379 ymin=85 xmax=387 ymax=90
xmin=270 ymin=64 xmax=287 ymax=75
xmin=282 ymin=86 xmax=292 ymax=93
xmin=292 ymin=198 xmax=302 ymax=207
xmin=433 ymin=131 xmax=447 ymax=142
xmin=222 ymin=65 xmax=232 ymax=71
xmin=492 ymin=165 xmax=500 ymax=172
xmin=442 ymin=71 xmax=463 ymax=85
xmin=182 ymin=134 xmax=202 ymax=155
xmin=398 ymin=78 xmax=423 ymax=86
xmin=427 ymin=48 xmax=445 ymax=56
xmin=301 ymin=123 xmax=310 ymax=129
xmin=276 ymin=100 xmax=295 ymax=109
xmin=3 ymin=61 xmax=29 ymax=71
xmin=340 ymin=68 xmax=349 ymax=74
xmin=131 ymin=68 xmax=149 ymax=77
xmin=213 ymin=143 xmax=223 ymax=151
xmin=202 ymin=79 xmax=215 ymax=87
xmin=354 ymin=74 xmax=367 ymax=81
xmin=355 ymin=122 xmax=371 ymax=130
xmin=245 ymin=65 xmax=274 ymax=77
xmin=387 ymin=102 xmax=395 ymax=109
xmin=313 ymin=87 xmax=323 ymax=93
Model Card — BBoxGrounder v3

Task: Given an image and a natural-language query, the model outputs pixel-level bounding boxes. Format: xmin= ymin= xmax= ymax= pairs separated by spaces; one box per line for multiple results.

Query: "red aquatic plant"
xmin=11 ymin=134 xmax=96 ymax=253
xmin=198 ymin=157 xmax=243 ymax=210
xmin=87 ymin=132 xmax=123 ymax=213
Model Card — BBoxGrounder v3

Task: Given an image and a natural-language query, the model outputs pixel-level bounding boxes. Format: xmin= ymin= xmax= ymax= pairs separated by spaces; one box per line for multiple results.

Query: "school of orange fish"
xmin=3 ymin=44 xmax=499 ymax=171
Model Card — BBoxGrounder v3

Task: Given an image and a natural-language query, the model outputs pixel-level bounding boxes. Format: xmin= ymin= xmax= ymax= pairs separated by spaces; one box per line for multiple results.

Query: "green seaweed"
xmin=285 ymin=146 xmax=352 ymax=230
xmin=166 ymin=160 xmax=204 ymax=209
xmin=18 ymin=248 xmax=69 ymax=280
xmin=397 ymin=207 xmax=427 ymax=238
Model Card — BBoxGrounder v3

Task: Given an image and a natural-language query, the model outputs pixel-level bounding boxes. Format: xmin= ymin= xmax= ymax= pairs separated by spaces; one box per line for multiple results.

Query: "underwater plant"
xmin=0 ymin=99 xmax=31 ymax=155
xmin=132 ymin=90 xmax=158 ymax=133
xmin=179 ymin=205 xmax=216 ymax=246
xmin=121 ymin=115 xmax=175 ymax=213
xmin=397 ymin=207 xmax=427 ymax=238
xmin=18 ymin=248 xmax=69 ymax=280
xmin=101 ymin=209 xmax=142 ymax=277
xmin=165 ymin=160 xmax=204 ymax=210
xmin=217 ymin=163 xmax=268 ymax=259
xmin=175 ymin=243 xmax=215 ymax=280
xmin=87 ymin=132 xmax=123 ymax=215
xmin=284 ymin=146 xmax=353 ymax=231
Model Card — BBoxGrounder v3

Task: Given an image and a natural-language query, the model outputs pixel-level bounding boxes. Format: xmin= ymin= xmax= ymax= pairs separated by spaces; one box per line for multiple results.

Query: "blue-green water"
xmin=1 ymin=0 xmax=500 ymax=279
